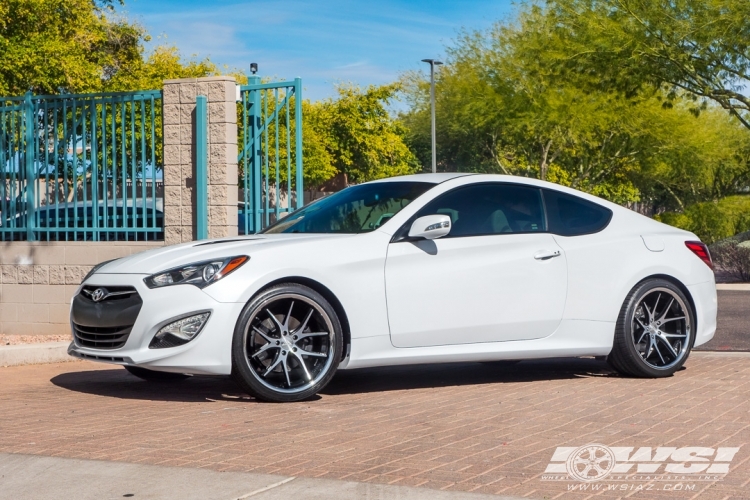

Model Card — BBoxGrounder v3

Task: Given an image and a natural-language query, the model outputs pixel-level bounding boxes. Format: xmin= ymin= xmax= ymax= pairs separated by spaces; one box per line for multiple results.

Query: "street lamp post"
xmin=421 ymin=58 xmax=443 ymax=173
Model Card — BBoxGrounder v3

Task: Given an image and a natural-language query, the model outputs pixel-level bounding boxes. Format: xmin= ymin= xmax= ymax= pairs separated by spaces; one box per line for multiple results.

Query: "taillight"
xmin=685 ymin=241 xmax=713 ymax=270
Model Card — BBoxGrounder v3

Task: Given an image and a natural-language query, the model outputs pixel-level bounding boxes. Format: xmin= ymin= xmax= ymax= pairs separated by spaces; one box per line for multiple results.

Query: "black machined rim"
xmin=630 ymin=287 xmax=691 ymax=370
xmin=242 ymin=293 xmax=334 ymax=394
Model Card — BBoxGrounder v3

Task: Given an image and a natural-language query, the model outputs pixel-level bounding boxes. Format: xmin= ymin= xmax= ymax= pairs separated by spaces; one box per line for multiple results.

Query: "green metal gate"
xmin=238 ymin=77 xmax=303 ymax=234
xmin=0 ymin=90 xmax=163 ymax=241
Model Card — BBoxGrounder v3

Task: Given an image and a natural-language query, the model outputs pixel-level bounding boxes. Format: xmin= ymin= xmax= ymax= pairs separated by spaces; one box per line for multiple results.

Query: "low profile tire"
xmin=608 ymin=278 xmax=695 ymax=378
xmin=124 ymin=365 xmax=189 ymax=381
xmin=231 ymin=283 xmax=343 ymax=403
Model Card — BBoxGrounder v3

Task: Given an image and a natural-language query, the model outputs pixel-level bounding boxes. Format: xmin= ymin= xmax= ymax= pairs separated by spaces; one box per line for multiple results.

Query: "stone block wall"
xmin=0 ymin=242 xmax=163 ymax=336
xmin=162 ymin=76 xmax=238 ymax=243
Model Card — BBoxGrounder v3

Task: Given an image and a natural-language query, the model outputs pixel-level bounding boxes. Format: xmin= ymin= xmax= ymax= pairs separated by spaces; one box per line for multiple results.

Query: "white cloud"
xmin=124 ymin=0 xmax=514 ymax=100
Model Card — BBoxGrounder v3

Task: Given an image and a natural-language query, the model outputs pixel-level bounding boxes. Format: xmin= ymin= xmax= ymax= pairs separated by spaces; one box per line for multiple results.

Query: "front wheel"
xmin=608 ymin=278 xmax=695 ymax=378
xmin=231 ymin=283 xmax=343 ymax=402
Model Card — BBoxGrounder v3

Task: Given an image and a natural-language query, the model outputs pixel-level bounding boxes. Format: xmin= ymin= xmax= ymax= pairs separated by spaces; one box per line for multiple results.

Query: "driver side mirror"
xmin=408 ymin=214 xmax=451 ymax=240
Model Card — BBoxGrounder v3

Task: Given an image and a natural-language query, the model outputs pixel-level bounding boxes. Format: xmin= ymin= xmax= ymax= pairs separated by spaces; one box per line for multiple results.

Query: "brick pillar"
xmin=162 ymin=76 xmax=238 ymax=244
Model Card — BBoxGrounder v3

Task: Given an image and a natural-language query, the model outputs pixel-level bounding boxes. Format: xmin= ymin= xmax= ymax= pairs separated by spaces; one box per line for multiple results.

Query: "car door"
xmin=385 ymin=182 xmax=568 ymax=348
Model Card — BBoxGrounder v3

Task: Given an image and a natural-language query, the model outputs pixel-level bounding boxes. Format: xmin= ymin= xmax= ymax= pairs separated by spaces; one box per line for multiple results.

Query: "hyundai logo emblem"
xmin=82 ymin=287 xmax=133 ymax=302
xmin=88 ymin=288 xmax=108 ymax=302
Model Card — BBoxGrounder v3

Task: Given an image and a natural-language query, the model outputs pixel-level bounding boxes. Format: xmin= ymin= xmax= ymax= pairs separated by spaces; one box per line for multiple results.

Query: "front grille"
xmin=73 ymin=324 xmax=133 ymax=349
xmin=71 ymin=285 xmax=143 ymax=351
xmin=79 ymin=285 xmax=139 ymax=302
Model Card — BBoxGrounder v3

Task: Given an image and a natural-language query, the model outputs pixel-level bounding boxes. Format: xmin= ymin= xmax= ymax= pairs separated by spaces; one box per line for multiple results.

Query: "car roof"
xmin=365 ymin=172 xmax=624 ymax=212
xmin=367 ymin=172 xmax=474 ymax=184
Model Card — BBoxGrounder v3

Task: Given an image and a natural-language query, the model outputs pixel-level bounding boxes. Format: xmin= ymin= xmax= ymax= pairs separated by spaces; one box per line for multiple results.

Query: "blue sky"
xmin=122 ymin=0 xmax=517 ymax=101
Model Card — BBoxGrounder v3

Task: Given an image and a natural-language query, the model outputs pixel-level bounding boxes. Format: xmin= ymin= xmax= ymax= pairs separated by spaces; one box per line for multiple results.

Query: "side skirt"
xmin=342 ymin=319 xmax=615 ymax=370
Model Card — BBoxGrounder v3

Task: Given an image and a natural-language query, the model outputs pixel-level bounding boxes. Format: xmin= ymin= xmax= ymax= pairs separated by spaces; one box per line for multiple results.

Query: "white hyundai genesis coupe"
xmin=69 ymin=173 xmax=717 ymax=402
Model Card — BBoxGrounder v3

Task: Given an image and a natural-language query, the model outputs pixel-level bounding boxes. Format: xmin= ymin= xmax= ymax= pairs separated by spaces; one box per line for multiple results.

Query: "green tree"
xmin=0 ymin=0 xmax=220 ymax=202
xmin=237 ymin=83 xmax=417 ymax=191
xmin=530 ymin=0 xmax=750 ymax=224
xmin=0 ymin=0 xmax=140 ymax=95
xmin=401 ymin=13 xmax=653 ymax=205
xmin=308 ymin=83 xmax=419 ymax=186
xmin=400 ymin=3 xmax=750 ymax=207
xmin=0 ymin=0 xmax=216 ymax=96
xmin=657 ymin=195 xmax=750 ymax=244
xmin=301 ymin=100 xmax=338 ymax=187
xmin=543 ymin=0 xmax=750 ymax=130
xmin=236 ymin=93 xmax=338 ymax=192
xmin=632 ymin=104 xmax=750 ymax=210
xmin=106 ymin=46 xmax=218 ymax=91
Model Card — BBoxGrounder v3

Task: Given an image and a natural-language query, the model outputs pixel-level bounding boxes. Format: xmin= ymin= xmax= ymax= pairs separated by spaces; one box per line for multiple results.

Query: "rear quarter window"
xmin=543 ymin=189 xmax=613 ymax=236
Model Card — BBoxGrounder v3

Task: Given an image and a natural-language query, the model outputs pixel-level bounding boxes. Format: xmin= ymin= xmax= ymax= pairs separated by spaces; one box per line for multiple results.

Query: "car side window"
xmin=543 ymin=189 xmax=612 ymax=236
xmin=414 ymin=183 xmax=546 ymax=238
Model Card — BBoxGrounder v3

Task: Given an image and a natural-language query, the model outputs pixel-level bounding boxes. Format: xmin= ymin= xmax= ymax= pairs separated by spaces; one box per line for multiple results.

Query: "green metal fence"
xmin=238 ymin=77 xmax=303 ymax=234
xmin=195 ymin=95 xmax=208 ymax=240
xmin=0 ymin=90 xmax=163 ymax=241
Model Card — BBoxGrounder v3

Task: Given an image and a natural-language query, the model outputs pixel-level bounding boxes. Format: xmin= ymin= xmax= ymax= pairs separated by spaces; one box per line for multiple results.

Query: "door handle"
xmin=534 ymin=250 xmax=561 ymax=261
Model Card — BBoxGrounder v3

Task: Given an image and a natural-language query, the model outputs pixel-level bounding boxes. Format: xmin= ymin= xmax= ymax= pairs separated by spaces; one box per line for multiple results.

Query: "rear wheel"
xmin=124 ymin=365 xmax=189 ymax=381
xmin=608 ymin=278 xmax=695 ymax=378
xmin=231 ymin=283 xmax=343 ymax=402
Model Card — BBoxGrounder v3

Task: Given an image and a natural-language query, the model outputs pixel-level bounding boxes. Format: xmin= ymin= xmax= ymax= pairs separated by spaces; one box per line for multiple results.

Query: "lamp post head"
xmin=421 ymin=59 xmax=443 ymax=66
xmin=250 ymin=62 xmax=258 ymax=75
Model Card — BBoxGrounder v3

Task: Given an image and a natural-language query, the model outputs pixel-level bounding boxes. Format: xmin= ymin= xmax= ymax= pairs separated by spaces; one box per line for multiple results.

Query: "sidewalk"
xmin=0 ymin=341 xmax=72 ymax=367
xmin=0 ymin=453 xmax=523 ymax=500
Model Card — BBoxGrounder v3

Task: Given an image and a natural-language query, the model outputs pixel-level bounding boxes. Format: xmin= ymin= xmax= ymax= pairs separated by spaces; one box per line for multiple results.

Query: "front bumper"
xmin=68 ymin=273 xmax=245 ymax=375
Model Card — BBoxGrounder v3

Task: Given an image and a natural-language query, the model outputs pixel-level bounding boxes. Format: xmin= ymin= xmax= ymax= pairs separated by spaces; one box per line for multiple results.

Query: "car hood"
xmin=96 ymin=233 xmax=354 ymax=275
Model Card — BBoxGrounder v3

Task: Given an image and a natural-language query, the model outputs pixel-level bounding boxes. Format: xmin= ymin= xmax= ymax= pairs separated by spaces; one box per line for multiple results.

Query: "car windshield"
xmin=262 ymin=181 xmax=435 ymax=234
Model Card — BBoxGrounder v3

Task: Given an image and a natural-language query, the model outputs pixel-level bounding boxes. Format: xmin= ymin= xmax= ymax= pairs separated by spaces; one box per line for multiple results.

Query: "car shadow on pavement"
xmin=323 ymin=357 xmax=617 ymax=395
xmin=50 ymin=368 xmax=258 ymax=403
xmin=50 ymin=358 xmax=618 ymax=402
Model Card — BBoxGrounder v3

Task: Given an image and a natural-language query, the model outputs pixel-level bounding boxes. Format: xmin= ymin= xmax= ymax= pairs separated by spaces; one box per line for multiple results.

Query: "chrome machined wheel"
xmin=630 ymin=287 xmax=691 ymax=370
xmin=242 ymin=293 xmax=335 ymax=394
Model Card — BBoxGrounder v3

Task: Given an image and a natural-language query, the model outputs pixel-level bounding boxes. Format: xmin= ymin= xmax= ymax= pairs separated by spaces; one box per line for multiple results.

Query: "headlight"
xmin=144 ymin=255 xmax=249 ymax=289
xmin=82 ymin=259 xmax=116 ymax=284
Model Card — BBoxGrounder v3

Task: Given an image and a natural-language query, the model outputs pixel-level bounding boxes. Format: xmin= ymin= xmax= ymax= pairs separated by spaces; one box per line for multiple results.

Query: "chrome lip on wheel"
xmin=631 ymin=287 xmax=691 ymax=370
xmin=242 ymin=293 xmax=334 ymax=394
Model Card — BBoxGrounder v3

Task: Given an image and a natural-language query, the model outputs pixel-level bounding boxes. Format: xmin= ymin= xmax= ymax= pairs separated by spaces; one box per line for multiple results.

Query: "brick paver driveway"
xmin=1 ymin=354 xmax=749 ymax=499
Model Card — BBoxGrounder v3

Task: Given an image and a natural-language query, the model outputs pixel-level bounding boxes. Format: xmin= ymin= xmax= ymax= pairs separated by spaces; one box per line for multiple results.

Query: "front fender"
xmin=201 ymin=231 xmax=392 ymax=340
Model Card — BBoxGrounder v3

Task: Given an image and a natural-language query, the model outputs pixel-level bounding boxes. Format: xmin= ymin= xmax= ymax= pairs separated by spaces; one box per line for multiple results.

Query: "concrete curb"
xmin=716 ymin=283 xmax=750 ymax=291
xmin=692 ymin=350 xmax=750 ymax=357
xmin=0 ymin=342 xmax=74 ymax=367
